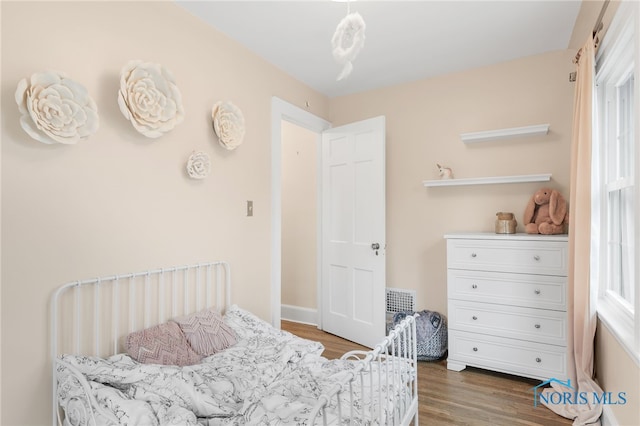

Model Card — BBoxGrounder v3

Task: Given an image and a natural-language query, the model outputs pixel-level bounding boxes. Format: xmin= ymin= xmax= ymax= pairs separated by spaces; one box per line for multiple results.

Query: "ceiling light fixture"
xmin=331 ymin=0 xmax=366 ymax=81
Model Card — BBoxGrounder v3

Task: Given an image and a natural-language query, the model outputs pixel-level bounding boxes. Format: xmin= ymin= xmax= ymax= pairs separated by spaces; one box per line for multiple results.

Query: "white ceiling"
xmin=176 ymin=1 xmax=582 ymax=98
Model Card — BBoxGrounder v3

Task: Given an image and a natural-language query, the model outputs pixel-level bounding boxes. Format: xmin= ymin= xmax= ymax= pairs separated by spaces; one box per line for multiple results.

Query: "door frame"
xmin=270 ymin=97 xmax=331 ymax=329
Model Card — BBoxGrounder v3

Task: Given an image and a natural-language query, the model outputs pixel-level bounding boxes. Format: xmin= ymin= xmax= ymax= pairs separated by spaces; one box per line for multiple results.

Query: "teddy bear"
xmin=523 ymin=187 xmax=568 ymax=235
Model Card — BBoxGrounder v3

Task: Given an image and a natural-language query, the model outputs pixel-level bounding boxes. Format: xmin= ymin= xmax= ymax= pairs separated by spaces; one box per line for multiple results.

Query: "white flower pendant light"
xmin=331 ymin=4 xmax=366 ymax=81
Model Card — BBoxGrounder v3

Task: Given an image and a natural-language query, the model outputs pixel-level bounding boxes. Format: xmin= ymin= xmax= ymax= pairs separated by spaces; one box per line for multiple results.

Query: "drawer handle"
xmin=472 ymin=316 xmax=478 ymax=320
xmin=536 ymin=357 xmax=542 ymax=363
xmin=533 ymin=255 xmax=541 ymax=261
xmin=534 ymin=289 xmax=541 ymax=295
xmin=473 ymin=347 xmax=478 ymax=352
xmin=535 ymin=324 xmax=541 ymax=329
xmin=471 ymin=284 xmax=478 ymax=289
xmin=471 ymin=253 xmax=477 ymax=258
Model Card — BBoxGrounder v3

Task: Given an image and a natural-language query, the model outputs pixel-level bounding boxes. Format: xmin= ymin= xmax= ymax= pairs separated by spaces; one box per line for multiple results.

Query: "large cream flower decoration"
xmin=332 ymin=12 xmax=366 ymax=81
xmin=211 ymin=101 xmax=245 ymax=150
xmin=15 ymin=71 xmax=99 ymax=144
xmin=118 ymin=60 xmax=184 ymax=138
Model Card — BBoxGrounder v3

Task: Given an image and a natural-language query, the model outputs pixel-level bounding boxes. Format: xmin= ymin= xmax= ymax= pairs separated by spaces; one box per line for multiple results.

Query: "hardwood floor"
xmin=282 ymin=320 xmax=573 ymax=426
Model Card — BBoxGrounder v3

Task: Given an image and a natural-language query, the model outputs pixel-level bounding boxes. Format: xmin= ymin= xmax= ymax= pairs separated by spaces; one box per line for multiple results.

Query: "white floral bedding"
xmin=56 ymin=306 xmax=413 ymax=425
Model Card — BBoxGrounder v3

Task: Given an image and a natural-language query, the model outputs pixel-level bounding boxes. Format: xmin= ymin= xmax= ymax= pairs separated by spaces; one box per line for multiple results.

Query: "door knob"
xmin=371 ymin=243 xmax=380 ymax=250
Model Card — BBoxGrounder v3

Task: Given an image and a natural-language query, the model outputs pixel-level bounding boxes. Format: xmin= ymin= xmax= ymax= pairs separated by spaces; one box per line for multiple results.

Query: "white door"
xmin=321 ymin=116 xmax=385 ymax=348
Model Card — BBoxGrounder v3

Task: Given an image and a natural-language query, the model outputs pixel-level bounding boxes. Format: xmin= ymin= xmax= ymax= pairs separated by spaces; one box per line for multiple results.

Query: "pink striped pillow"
xmin=126 ymin=322 xmax=202 ymax=366
xmin=172 ymin=308 xmax=237 ymax=356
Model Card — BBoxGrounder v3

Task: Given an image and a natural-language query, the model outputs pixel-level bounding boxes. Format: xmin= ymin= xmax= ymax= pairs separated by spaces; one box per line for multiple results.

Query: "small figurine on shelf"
xmin=437 ymin=163 xmax=454 ymax=179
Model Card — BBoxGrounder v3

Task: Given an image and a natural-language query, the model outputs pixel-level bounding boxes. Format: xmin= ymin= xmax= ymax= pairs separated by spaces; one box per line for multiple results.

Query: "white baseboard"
xmin=601 ymin=405 xmax=618 ymax=426
xmin=281 ymin=304 xmax=317 ymax=326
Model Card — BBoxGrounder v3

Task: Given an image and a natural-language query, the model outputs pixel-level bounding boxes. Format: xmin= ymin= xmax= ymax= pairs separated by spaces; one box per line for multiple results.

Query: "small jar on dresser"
xmin=444 ymin=232 xmax=569 ymax=381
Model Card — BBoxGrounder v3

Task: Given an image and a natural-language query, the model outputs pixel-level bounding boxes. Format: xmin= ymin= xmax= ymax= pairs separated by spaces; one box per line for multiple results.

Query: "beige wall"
xmin=329 ymin=50 xmax=575 ymax=315
xmin=0 ymin=2 xmax=328 ymax=425
xmin=281 ymin=121 xmax=317 ymax=309
xmin=595 ymin=323 xmax=640 ymax=426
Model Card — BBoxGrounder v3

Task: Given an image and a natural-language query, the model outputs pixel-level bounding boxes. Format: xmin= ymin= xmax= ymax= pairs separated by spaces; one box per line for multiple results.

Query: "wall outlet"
xmin=247 ymin=200 xmax=253 ymax=217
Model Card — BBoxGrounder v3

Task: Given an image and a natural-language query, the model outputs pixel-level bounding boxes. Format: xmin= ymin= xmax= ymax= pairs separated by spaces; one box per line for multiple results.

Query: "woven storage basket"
xmin=393 ymin=310 xmax=448 ymax=361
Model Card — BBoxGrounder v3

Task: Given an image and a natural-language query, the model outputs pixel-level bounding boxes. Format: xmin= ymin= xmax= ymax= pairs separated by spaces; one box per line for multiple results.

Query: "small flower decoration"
xmin=186 ymin=151 xmax=211 ymax=180
xmin=211 ymin=101 xmax=245 ymax=150
xmin=118 ymin=60 xmax=184 ymax=138
xmin=15 ymin=71 xmax=99 ymax=144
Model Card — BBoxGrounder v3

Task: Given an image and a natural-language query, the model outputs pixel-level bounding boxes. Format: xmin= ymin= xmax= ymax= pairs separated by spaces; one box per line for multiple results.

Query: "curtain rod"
xmin=570 ymin=0 xmax=610 ymax=81
xmin=592 ymin=0 xmax=610 ymax=37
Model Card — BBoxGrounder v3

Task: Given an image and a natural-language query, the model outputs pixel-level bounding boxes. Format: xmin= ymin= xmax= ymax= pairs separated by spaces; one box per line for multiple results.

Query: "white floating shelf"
xmin=423 ymin=173 xmax=552 ymax=187
xmin=460 ymin=124 xmax=550 ymax=144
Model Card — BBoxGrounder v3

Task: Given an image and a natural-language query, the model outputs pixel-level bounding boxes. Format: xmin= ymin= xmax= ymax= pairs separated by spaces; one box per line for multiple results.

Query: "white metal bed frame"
xmin=51 ymin=261 xmax=419 ymax=425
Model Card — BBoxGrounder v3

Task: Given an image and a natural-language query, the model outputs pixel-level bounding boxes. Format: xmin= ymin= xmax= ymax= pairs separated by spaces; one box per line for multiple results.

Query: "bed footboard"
xmin=308 ymin=314 xmax=419 ymax=425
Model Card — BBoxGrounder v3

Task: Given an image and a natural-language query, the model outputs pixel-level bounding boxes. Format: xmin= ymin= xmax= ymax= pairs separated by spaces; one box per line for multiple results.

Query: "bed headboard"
xmin=50 ymin=261 xmax=231 ymax=423
xmin=51 ymin=261 xmax=231 ymax=359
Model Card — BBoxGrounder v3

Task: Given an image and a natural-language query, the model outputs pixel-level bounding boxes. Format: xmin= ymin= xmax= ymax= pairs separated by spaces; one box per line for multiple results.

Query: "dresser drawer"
xmin=447 ymin=238 xmax=568 ymax=276
xmin=448 ymin=300 xmax=567 ymax=346
xmin=448 ymin=269 xmax=566 ymax=310
xmin=448 ymin=330 xmax=567 ymax=381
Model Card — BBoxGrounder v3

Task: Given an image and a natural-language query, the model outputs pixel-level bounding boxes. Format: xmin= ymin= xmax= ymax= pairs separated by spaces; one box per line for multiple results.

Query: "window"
xmin=594 ymin=1 xmax=639 ymax=363
xmin=604 ymin=69 xmax=634 ymax=311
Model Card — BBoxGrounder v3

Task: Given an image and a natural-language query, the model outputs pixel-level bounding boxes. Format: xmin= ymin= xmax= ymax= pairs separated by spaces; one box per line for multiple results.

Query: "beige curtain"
xmin=541 ymin=36 xmax=603 ymax=426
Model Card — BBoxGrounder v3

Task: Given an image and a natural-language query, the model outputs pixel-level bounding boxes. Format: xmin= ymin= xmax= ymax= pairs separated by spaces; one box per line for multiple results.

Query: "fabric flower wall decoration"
xmin=186 ymin=151 xmax=211 ymax=180
xmin=211 ymin=101 xmax=245 ymax=150
xmin=118 ymin=60 xmax=184 ymax=138
xmin=15 ymin=71 xmax=99 ymax=144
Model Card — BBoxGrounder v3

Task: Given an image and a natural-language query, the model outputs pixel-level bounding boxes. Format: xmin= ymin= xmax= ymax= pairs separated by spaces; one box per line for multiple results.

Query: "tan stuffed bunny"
xmin=523 ymin=187 xmax=568 ymax=235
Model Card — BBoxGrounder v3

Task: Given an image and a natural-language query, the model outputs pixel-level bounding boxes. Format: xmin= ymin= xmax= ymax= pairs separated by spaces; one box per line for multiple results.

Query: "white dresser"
xmin=445 ymin=233 xmax=569 ymax=381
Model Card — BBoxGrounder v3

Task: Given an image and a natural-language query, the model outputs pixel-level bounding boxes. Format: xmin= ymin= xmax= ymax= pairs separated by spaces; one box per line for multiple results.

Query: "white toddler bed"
xmin=51 ymin=261 xmax=419 ymax=425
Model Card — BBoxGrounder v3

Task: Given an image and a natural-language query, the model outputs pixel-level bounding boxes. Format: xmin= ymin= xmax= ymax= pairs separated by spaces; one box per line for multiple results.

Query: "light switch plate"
xmin=247 ymin=200 xmax=253 ymax=217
